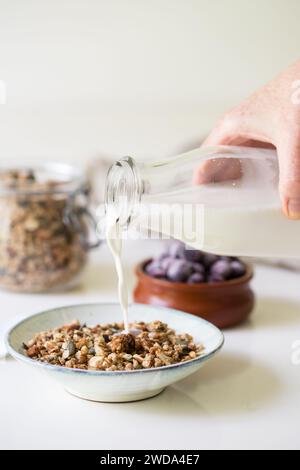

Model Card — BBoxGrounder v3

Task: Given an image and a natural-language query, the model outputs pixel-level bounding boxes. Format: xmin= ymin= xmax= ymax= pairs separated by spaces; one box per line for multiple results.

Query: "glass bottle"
xmin=105 ymin=145 xmax=300 ymax=258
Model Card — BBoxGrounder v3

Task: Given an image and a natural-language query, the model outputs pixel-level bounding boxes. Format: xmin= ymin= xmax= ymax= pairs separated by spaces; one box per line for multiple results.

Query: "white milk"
xmin=132 ymin=185 xmax=300 ymax=258
xmin=201 ymin=205 xmax=300 ymax=257
xmin=106 ymin=216 xmax=129 ymax=333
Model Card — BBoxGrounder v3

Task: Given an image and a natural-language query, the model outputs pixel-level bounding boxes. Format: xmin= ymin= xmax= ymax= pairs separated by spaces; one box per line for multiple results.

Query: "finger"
xmin=203 ymin=105 xmax=275 ymax=148
xmin=203 ymin=124 xmax=240 ymax=147
xmin=193 ymin=158 xmax=242 ymax=184
xmin=204 ymin=128 xmax=274 ymax=148
xmin=277 ymin=138 xmax=300 ymax=220
xmin=195 ymin=115 xmax=245 ymax=184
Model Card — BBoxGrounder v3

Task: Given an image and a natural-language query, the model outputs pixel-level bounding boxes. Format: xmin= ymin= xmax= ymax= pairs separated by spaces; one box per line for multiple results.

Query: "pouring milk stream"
xmin=106 ymin=210 xmax=130 ymax=333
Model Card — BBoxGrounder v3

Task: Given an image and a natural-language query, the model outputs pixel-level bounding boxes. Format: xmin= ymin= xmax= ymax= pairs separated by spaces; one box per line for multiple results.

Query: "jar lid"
xmin=0 ymin=161 xmax=86 ymax=195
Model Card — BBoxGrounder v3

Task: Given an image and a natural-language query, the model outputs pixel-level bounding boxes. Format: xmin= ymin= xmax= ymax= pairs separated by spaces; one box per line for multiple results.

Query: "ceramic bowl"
xmin=134 ymin=260 xmax=255 ymax=329
xmin=6 ymin=303 xmax=224 ymax=403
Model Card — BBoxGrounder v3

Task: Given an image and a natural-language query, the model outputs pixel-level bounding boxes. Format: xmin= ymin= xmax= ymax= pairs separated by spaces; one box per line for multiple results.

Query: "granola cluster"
xmin=0 ymin=169 xmax=87 ymax=292
xmin=24 ymin=320 xmax=205 ymax=371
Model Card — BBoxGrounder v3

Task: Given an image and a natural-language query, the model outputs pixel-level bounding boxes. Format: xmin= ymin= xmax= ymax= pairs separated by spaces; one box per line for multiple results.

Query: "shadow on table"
xmin=248 ymin=297 xmax=300 ymax=329
xmin=126 ymin=352 xmax=282 ymax=417
xmin=221 ymin=297 xmax=300 ymax=333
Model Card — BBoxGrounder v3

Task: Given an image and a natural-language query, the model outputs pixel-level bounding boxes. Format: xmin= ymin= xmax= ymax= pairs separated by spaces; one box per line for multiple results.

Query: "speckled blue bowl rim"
xmin=5 ymin=302 xmax=225 ymax=376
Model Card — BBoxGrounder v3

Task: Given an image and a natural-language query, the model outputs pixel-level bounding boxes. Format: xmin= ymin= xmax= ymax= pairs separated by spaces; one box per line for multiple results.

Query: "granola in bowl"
xmin=7 ymin=302 xmax=224 ymax=401
xmin=24 ymin=320 xmax=205 ymax=371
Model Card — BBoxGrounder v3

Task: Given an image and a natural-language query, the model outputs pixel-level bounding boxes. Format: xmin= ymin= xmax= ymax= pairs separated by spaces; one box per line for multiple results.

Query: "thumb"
xmin=277 ymin=138 xmax=300 ymax=220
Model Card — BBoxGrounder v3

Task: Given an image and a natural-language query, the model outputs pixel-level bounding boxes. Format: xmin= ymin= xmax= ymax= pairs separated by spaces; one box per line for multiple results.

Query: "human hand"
xmin=202 ymin=60 xmax=300 ymax=219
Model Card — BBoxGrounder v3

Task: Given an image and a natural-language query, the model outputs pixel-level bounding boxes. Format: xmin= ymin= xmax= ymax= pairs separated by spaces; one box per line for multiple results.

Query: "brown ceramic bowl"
xmin=134 ymin=259 xmax=255 ymax=329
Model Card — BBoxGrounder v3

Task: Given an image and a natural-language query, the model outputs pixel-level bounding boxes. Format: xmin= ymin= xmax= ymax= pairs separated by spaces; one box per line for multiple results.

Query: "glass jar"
xmin=105 ymin=145 xmax=300 ymax=258
xmin=0 ymin=162 xmax=100 ymax=292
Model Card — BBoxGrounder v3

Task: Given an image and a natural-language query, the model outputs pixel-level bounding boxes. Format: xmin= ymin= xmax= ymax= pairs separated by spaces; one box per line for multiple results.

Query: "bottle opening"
xmin=105 ymin=157 xmax=143 ymax=228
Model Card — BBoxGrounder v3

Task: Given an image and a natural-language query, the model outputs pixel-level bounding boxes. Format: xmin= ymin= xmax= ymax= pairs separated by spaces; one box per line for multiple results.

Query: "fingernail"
xmin=287 ymin=199 xmax=300 ymax=219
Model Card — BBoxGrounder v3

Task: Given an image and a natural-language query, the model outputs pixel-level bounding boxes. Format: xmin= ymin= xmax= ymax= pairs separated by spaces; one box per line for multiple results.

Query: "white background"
xmin=0 ymin=0 xmax=299 ymax=163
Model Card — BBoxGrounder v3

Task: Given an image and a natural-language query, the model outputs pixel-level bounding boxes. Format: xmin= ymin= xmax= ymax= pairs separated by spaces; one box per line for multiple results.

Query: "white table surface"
xmin=1 ymin=240 xmax=300 ymax=451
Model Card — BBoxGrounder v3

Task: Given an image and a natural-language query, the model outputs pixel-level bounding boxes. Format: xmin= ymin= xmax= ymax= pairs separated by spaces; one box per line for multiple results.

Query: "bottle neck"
xmin=105 ymin=157 xmax=143 ymax=228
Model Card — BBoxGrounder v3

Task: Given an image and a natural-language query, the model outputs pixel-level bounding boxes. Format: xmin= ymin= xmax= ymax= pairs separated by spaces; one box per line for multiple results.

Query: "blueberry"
xmin=210 ymin=259 xmax=232 ymax=278
xmin=145 ymin=261 xmax=166 ymax=278
xmin=148 ymin=266 xmax=166 ymax=278
xmin=187 ymin=273 xmax=205 ymax=284
xmin=160 ymin=256 xmax=173 ymax=272
xmin=168 ymin=241 xmax=185 ymax=259
xmin=202 ymin=253 xmax=219 ymax=268
xmin=167 ymin=259 xmax=193 ymax=282
xmin=230 ymin=260 xmax=246 ymax=278
xmin=208 ymin=273 xmax=225 ymax=283
xmin=220 ymin=256 xmax=233 ymax=262
xmin=145 ymin=260 xmax=161 ymax=274
xmin=158 ymin=252 xmax=169 ymax=262
xmin=191 ymin=262 xmax=205 ymax=274
xmin=184 ymin=248 xmax=202 ymax=262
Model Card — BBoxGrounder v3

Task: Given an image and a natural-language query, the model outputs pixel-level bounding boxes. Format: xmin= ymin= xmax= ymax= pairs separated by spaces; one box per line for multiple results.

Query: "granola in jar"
xmin=0 ymin=163 xmax=98 ymax=292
